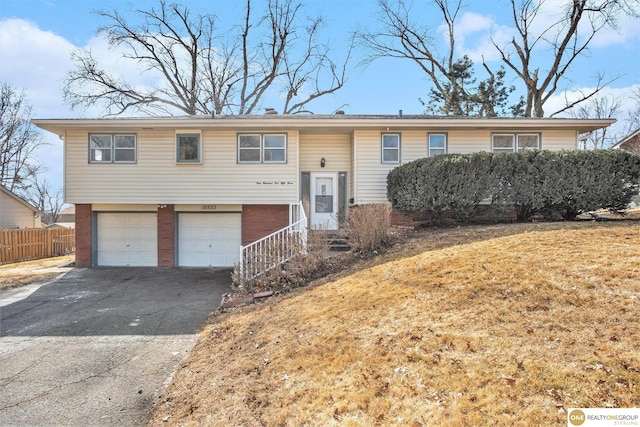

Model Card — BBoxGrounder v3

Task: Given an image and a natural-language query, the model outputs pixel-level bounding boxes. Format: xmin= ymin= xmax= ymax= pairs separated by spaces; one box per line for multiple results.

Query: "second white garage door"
xmin=178 ymin=213 xmax=241 ymax=267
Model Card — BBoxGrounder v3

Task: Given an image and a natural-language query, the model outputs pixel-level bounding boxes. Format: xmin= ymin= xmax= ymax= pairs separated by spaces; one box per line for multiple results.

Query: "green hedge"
xmin=387 ymin=150 xmax=640 ymax=222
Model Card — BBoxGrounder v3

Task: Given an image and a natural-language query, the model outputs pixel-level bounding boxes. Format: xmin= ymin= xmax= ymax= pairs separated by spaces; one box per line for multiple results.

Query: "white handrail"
xmin=238 ymin=202 xmax=307 ymax=284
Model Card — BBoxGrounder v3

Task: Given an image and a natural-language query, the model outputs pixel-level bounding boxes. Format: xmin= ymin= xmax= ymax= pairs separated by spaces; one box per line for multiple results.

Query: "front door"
xmin=310 ymin=172 xmax=338 ymax=230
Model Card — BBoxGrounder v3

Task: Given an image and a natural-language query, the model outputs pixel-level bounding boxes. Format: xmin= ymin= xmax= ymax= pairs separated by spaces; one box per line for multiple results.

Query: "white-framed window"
xmin=492 ymin=133 xmax=540 ymax=152
xmin=176 ymin=133 xmax=201 ymax=163
xmin=428 ymin=133 xmax=447 ymax=157
xmin=381 ymin=133 xmax=400 ymax=163
xmin=237 ymin=133 xmax=287 ymax=163
xmin=89 ymin=134 xmax=137 ymax=163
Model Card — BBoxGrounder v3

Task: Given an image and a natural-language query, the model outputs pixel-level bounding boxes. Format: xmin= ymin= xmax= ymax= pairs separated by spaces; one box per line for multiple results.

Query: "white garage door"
xmin=178 ymin=213 xmax=241 ymax=267
xmin=97 ymin=213 xmax=158 ymax=266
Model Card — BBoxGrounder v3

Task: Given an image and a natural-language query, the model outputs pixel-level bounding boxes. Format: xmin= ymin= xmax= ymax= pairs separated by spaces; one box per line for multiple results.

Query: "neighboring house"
xmin=611 ymin=127 xmax=640 ymax=153
xmin=45 ymin=205 xmax=76 ymax=229
xmin=57 ymin=205 xmax=76 ymax=223
xmin=0 ymin=185 xmax=42 ymax=229
xmin=33 ymin=114 xmax=614 ymax=268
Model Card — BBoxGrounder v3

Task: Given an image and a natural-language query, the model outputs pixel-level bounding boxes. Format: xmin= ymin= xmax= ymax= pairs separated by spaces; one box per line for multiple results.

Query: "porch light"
xmin=320 ymin=157 xmax=326 ymax=168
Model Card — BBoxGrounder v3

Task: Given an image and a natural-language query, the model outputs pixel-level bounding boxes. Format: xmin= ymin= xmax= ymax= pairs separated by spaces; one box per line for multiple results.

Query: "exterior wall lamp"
xmin=320 ymin=157 xmax=326 ymax=168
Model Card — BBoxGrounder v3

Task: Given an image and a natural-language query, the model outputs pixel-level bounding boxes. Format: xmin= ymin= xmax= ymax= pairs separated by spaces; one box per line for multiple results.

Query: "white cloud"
xmin=544 ymin=84 xmax=640 ymax=141
xmin=0 ymin=18 xmax=76 ymax=118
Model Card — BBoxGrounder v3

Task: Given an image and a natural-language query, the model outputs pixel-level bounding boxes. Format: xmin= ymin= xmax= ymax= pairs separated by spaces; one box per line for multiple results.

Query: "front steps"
xmin=309 ymin=230 xmax=351 ymax=252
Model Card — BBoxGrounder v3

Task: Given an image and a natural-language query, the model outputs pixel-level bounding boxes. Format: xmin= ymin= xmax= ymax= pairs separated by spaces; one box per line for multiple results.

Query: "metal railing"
xmin=238 ymin=202 xmax=307 ymax=284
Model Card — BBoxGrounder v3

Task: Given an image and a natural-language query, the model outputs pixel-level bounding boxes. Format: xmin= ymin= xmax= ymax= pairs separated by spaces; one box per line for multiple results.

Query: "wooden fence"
xmin=0 ymin=228 xmax=76 ymax=265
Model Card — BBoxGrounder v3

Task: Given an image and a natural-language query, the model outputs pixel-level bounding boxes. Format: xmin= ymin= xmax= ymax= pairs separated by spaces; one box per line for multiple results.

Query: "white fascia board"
xmin=32 ymin=116 xmax=617 ymax=135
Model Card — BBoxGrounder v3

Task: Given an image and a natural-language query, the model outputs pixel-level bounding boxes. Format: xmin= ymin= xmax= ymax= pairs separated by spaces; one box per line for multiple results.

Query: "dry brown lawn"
xmin=149 ymin=221 xmax=640 ymax=427
xmin=0 ymin=255 xmax=74 ymax=291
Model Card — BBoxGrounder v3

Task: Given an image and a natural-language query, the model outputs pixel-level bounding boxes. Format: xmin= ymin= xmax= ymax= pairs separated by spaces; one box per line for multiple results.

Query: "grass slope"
xmin=150 ymin=223 xmax=640 ymax=426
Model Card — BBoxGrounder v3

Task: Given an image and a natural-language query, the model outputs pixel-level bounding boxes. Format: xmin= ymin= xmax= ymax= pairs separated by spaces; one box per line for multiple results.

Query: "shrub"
xmin=491 ymin=150 xmax=549 ymax=221
xmin=387 ymin=152 xmax=497 ymax=222
xmin=540 ymin=150 xmax=640 ymax=220
xmin=344 ymin=202 xmax=392 ymax=253
xmin=388 ymin=149 xmax=640 ymax=223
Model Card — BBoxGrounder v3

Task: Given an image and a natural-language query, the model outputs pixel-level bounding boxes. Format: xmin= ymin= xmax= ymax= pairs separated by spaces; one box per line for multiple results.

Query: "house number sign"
xmin=201 ymin=205 xmax=217 ymax=210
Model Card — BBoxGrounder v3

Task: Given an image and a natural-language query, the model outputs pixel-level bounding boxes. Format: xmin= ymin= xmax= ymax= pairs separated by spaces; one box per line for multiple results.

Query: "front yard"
xmin=0 ymin=255 xmax=74 ymax=291
xmin=149 ymin=221 xmax=640 ymax=426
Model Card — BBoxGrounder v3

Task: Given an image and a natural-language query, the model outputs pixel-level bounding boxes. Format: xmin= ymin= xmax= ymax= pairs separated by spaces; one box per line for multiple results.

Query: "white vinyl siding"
xmin=96 ymin=212 xmax=157 ymax=266
xmin=354 ymin=129 xmax=578 ymax=203
xmin=0 ymin=190 xmax=40 ymax=228
xmin=299 ymin=133 xmax=351 ymax=172
xmin=65 ymin=129 xmax=298 ymax=204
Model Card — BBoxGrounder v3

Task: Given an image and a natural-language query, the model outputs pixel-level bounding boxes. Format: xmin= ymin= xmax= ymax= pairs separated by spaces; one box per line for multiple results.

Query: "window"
xmin=381 ymin=133 xmax=400 ymax=163
xmin=176 ymin=133 xmax=201 ymax=163
xmin=429 ymin=133 xmax=447 ymax=157
xmin=89 ymin=134 xmax=136 ymax=163
xmin=492 ymin=133 xmax=540 ymax=152
xmin=238 ymin=133 xmax=287 ymax=163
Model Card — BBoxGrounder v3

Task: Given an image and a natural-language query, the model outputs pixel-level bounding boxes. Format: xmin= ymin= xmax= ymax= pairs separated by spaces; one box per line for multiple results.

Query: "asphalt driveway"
xmin=0 ymin=267 xmax=232 ymax=426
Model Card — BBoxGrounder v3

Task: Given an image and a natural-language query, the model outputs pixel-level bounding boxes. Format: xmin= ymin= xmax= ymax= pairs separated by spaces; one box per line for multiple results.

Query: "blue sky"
xmin=1 ymin=0 xmax=639 ymax=193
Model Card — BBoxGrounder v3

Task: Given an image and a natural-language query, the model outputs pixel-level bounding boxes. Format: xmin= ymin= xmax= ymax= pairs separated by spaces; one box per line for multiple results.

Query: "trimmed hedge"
xmin=387 ymin=150 xmax=640 ymax=222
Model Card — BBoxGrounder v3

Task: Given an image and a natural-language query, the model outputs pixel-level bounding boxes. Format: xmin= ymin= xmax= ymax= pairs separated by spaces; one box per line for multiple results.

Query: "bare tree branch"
xmin=492 ymin=0 xmax=637 ymax=117
xmin=570 ymin=93 xmax=622 ymax=149
xmin=63 ymin=0 xmax=353 ymax=116
xmin=0 ymin=83 xmax=45 ymax=193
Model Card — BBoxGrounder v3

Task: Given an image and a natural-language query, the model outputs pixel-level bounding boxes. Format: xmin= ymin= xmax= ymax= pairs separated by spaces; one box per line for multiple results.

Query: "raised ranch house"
xmin=33 ymin=114 xmax=614 ymax=269
xmin=0 ymin=185 xmax=42 ymax=229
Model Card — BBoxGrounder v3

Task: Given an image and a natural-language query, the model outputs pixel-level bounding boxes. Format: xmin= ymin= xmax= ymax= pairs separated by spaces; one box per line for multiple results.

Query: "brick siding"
xmin=157 ymin=205 xmax=175 ymax=267
xmin=74 ymin=204 xmax=92 ymax=267
xmin=241 ymin=204 xmax=289 ymax=245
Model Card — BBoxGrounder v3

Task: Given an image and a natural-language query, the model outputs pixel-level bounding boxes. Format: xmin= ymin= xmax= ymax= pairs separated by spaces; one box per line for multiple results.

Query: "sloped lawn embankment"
xmin=150 ymin=222 xmax=640 ymax=426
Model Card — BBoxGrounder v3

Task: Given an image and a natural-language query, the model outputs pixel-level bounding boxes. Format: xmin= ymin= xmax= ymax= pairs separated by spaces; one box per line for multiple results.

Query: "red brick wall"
xmin=157 ymin=205 xmax=175 ymax=267
xmin=242 ymin=204 xmax=289 ymax=245
xmin=75 ymin=204 xmax=92 ymax=267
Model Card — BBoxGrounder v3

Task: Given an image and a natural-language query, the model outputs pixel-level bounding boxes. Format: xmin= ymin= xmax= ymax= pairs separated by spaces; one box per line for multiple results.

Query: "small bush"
xmin=344 ymin=203 xmax=392 ymax=253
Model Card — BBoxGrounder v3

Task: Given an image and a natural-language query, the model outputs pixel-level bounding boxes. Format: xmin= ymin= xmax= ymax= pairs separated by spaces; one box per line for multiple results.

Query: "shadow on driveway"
xmin=0 ymin=267 xmax=232 ymax=337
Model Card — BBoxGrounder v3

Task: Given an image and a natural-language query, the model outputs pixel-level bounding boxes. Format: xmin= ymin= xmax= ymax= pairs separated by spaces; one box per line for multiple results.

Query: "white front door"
xmin=310 ymin=172 xmax=338 ymax=230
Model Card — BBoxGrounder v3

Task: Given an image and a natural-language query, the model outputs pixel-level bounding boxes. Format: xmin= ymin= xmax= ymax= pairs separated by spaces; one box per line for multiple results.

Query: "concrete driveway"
xmin=0 ymin=267 xmax=232 ymax=426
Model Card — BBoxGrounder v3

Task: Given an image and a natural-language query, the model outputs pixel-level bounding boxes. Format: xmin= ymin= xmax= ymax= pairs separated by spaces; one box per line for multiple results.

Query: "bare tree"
xmin=25 ymin=176 xmax=64 ymax=224
xmin=571 ymin=94 xmax=622 ymax=149
xmin=63 ymin=0 xmax=353 ymax=116
xmin=494 ymin=0 xmax=638 ymax=118
xmin=624 ymin=87 xmax=640 ymax=135
xmin=0 ymin=83 xmax=44 ymax=193
xmin=358 ymin=0 xmax=519 ymax=116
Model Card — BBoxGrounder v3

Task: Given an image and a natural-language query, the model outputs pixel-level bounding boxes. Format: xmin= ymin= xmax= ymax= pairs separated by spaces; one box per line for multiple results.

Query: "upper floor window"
xmin=492 ymin=133 xmax=540 ymax=152
xmin=89 ymin=134 xmax=137 ymax=163
xmin=381 ymin=133 xmax=400 ymax=163
xmin=428 ymin=133 xmax=447 ymax=157
xmin=238 ymin=133 xmax=287 ymax=163
xmin=176 ymin=133 xmax=201 ymax=163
